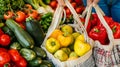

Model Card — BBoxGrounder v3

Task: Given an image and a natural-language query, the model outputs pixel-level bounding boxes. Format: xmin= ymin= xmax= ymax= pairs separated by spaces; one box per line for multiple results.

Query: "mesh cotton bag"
xmin=41 ymin=0 xmax=95 ymax=67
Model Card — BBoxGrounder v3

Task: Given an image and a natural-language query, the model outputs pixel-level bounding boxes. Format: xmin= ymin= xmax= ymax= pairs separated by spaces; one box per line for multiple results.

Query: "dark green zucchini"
xmin=33 ymin=46 xmax=47 ymax=59
xmin=5 ymin=19 xmax=34 ymax=48
xmin=39 ymin=60 xmax=55 ymax=67
xmin=20 ymin=48 xmax=36 ymax=61
xmin=25 ymin=17 xmax=45 ymax=46
xmin=28 ymin=57 xmax=42 ymax=67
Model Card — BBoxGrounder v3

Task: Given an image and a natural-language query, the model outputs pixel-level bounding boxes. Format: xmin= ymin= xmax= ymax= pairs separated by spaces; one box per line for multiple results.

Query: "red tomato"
xmin=0 ymin=34 xmax=11 ymax=46
xmin=50 ymin=0 xmax=58 ymax=9
xmin=0 ymin=51 xmax=11 ymax=67
xmin=75 ymin=7 xmax=84 ymax=14
xmin=28 ymin=9 xmax=38 ymax=19
xmin=23 ymin=4 xmax=33 ymax=14
xmin=71 ymin=2 xmax=77 ymax=9
xmin=0 ymin=29 xmax=4 ymax=35
xmin=15 ymin=11 xmax=26 ymax=23
xmin=8 ymin=49 xmax=21 ymax=62
xmin=16 ymin=57 xmax=27 ymax=67
xmin=24 ymin=4 xmax=32 ymax=10
xmin=4 ymin=11 xmax=14 ymax=20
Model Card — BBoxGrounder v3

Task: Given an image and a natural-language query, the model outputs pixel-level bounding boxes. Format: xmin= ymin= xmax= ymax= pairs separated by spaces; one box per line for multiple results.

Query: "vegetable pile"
xmin=0 ymin=0 xmax=86 ymax=66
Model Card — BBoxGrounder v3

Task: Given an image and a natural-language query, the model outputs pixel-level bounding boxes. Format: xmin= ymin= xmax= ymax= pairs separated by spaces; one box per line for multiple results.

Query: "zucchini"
xmin=39 ymin=60 xmax=55 ymax=67
xmin=5 ymin=19 xmax=34 ymax=48
xmin=10 ymin=42 xmax=21 ymax=50
xmin=28 ymin=57 xmax=42 ymax=67
xmin=33 ymin=46 xmax=47 ymax=59
xmin=25 ymin=17 xmax=45 ymax=46
xmin=20 ymin=48 xmax=36 ymax=61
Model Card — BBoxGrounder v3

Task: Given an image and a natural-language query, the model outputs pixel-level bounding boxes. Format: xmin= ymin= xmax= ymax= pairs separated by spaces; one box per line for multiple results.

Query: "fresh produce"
xmin=74 ymin=35 xmax=91 ymax=56
xmin=33 ymin=46 xmax=47 ymax=59
xmin=27 ymin=9 xmax=39 ymax=19
xmin=61 ymin=47 xmax=71 ymax=55
xmin=25 ymin=17 xmax=45 ymax=46
xmin=68 ymin=51 xmax=78 ymax=60
xmin=0 ymin=34 xmax=11 ymax=46
xmin=15 ymin=11 xmax=26 ymax=23
xmin=46 ymin=25 xmax=91 ymax=61
xmin=8 ymin=49 xmax=21 ymax=62
xmin=57 ymin=34 xmax=73 ymax=47
xmin=72 ymin=32 xmax=80 ymax=39
xmin=49 ymin=29 xmax=63 ymax=39
xmin=46 ymin=38 xmax=60 ymax=54
xmin=39 ymin=12 xmax=53 ymax=33
xmin=61 ymin=25 xmax=73 ymax=35
xmin=20 ymin=48 xmax=36 ymax=61
xmin=4 ymin=11 xmax=14 ymax=20
xmin=23 ymin=0 xmax=54 ymax=14
xmin=89 ymin=25 xmax=108 ymax=45
xmin=8 ymin=49 xmax=27 ymax=67
xmin=10 ymin=42 xmax=22 ymax=50
xmin=1 ymin=25 xmax=16 ymax=42
xmin=0 ymin=0 xmax=25 ymax=18
xmin=50 ymin=0 xmax=58 ymax=9
xmin=15 ymin=57 xmax=27 ymax=67
xmin=0 ymin=50 xmax=11 ymax=67
xmin=28 ymin=57 xmax=42 ymax=67
xmin=54 ymin=49 xmax=68 ymax=61
xmin=110 ymin=22 xmax=120 ymax=39
xmin=39 ymin=60 xmax=55 ymax=67
xmin=5 ymin=19 xmax=34 ymax=48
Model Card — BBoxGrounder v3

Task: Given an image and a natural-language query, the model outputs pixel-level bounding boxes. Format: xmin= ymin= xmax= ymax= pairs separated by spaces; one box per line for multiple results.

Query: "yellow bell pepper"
xmin=49 ymin=29 xmax=63 ymax=39
xmin=46 ymin=38 xmax=60 ymax=54
xmin=74 ymin=39 xmax=91 ymax=56
xmin=57 ymin=34 xmax=73 ymax=47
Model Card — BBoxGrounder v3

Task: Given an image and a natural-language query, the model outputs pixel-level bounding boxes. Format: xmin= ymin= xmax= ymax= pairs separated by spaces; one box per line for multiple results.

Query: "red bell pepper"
xmin=110 ymin=22 xmax=120 ymax=39
xmin=89 ymin=25 xmax=109 ymax=45
xmin=104 ymin=16 xmax=113 ymax=26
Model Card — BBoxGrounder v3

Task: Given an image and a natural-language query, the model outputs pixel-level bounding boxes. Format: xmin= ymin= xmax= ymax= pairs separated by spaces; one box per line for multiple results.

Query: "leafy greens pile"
xmin=0 ymin=0 xmax=25 ymax=18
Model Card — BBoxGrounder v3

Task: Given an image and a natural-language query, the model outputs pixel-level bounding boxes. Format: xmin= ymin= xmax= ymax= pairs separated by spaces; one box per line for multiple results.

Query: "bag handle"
xmin=85 ymin=3 xmax=114 ymax=51
xmin=64 ymin=0 xmax=89 ymax=42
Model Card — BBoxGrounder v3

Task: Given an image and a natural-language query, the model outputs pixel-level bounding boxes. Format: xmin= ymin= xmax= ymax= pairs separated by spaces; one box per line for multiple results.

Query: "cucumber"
xmin=28 ymin=57 xmax=42 ymax=67
xmin=25 ymin=17 xmax=45 ymax=46
xmin=33 ymin=46 xmax=47 ymax=59
xmin=10 ymin=42 xmax=21 ymax=50
xmin=20 ymin=48 xmax=36 ymax=61
xmin=5 ymin=19 xmax=34 ymax=48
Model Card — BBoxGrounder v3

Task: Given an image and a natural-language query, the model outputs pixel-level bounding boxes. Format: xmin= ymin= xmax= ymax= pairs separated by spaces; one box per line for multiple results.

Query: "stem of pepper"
xmin=51 ymin=41 xmax=56 ymax=46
